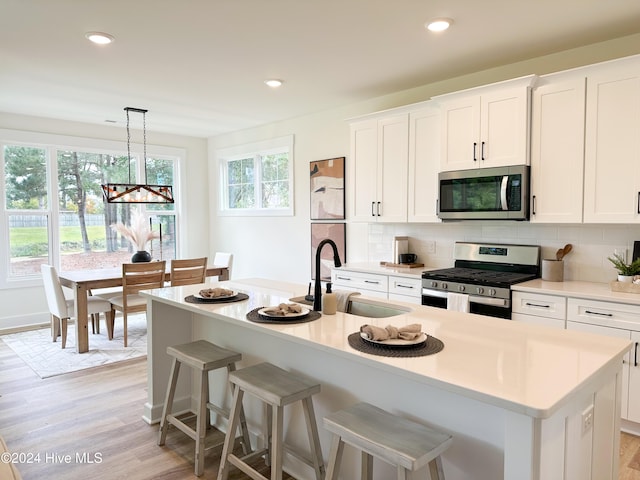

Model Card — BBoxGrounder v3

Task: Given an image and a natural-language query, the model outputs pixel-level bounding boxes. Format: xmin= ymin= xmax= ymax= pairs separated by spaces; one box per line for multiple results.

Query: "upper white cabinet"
xmin=529 ymin=77 xmax=586 ymax=223
xmin=407 ymin=105 xmax=441 ymax=223
xmin=583 ymin=58 xmax=640 ymax=223
xmin=435 ymin=75 xmax=537 ymax=171
xmin=348 ymin=114 xmax=409 ymax=222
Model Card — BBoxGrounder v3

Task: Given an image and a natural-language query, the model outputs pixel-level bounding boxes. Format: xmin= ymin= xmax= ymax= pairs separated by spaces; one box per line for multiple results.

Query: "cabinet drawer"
xmin=331 ymin=270 xmax=388 ymax=294
xmin=512 ymin=291 xmax=566 ymax=320
xmin=567 ymin=298 xmax=640 ymax=331
xmin=388 ymin=276 xmax=422 ymax=298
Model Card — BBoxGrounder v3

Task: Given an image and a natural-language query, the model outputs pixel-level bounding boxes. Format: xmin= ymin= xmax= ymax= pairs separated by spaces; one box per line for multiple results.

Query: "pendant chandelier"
xmin=101 ymin=107 xmax=174 ymax=204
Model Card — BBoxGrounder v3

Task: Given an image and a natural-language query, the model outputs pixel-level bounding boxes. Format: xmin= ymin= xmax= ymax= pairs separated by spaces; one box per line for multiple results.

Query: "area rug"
xmin=0 ymin=314 xmax=147 ymax=378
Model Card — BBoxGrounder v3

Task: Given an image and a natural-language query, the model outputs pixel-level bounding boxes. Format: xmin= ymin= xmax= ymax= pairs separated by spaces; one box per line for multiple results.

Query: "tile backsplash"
xmin=368 ymin=222 xmax=640 ymax=283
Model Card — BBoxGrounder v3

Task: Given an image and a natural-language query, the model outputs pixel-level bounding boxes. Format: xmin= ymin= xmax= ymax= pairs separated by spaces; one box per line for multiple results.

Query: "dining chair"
xmin=170 ymin=257 xmax=208 ymax=286
xmin=41 ymin=264 xmax=113 ymax=349
xmin=213 ymin=252 xmax=233 ymax=279
xmin=99 ymin=261 xmax=166 ymax=347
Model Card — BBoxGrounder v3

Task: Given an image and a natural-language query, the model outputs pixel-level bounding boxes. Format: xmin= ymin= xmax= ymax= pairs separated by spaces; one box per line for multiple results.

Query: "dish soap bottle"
xmin=322 ymin=282 xmax=337 ymax=315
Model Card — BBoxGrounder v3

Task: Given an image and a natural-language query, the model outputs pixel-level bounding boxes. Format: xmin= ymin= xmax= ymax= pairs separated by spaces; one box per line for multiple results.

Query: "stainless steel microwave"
xmin=437 ymin=165 xmax=530 ymax=221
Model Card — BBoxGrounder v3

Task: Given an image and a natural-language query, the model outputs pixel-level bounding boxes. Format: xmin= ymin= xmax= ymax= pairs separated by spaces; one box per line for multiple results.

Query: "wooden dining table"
xmin=58 ymin=264 xmax=229 ymax=353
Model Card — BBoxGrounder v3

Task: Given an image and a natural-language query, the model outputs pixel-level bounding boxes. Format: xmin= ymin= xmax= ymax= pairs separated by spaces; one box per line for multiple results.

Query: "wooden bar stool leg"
xmin=227 ymin=363 xmax=251 ymax=455
xmin=362 ymin=451 xmax=373 ymax=480
xmin=302 ymin=396 xmax=325 ymax=480
xmin=264 ymin=402 xmax=272 ymax=466
xmin=428 ymin=456 xmax=445 ymax=479
xmin=325 ymin=435 xmax=345 ymax=480
xmin=158 ymin=359 xmax=181 ymax=446
xmin=194 ymin=368 xmax=209 ymax=476
xmin=397 ymin=465 xmax=408 ymax=480
xmin=217 ymin=386 xmax=245 ymax=480
xmin=270 ymin=404 xmax=284 ymax=480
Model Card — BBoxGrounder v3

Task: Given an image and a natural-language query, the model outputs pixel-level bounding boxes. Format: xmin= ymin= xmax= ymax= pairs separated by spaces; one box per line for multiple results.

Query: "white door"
xmin=349 ymin=119 xmax=378 ymax=222
xmin=376 ymin=114 xmax=408 ymax=222
xmin=439 ymin=95 xmax=480 ymax=171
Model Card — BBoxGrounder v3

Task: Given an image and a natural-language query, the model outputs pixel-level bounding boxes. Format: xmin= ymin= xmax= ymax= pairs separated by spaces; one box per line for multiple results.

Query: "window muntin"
xmin=218 ymin=135 xmax=294 ymax=216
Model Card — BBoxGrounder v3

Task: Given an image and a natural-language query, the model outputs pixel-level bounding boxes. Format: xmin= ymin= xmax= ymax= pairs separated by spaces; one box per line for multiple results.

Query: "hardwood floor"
xmin=1 ymin=337 xmax=640 ymax=479
xmin=0 ymin=340 xmax=290 ymax=479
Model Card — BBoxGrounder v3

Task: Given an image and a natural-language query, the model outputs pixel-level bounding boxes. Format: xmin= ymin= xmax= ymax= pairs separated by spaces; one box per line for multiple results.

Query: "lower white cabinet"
xmin=511 ymin=291 xmax=566 ymax=329
xmin=388 ymin=275 xmax=422 ymax=305
xmin=566 ymin=297 xmax=640 ymax=423
xmin=332 ymin=269 xmax=422 ymax=304
xmin=331 ymin=270 xmax=388 ymax=299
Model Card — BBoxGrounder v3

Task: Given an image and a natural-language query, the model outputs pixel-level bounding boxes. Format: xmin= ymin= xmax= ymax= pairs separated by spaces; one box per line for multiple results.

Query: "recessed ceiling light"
xmin=425 ymin=18 xmax=453 ymax=32
xmin=264 ymin=79 xmax=283 ymax=88
xmin=85 ymin=32 xmax=115 ymax=45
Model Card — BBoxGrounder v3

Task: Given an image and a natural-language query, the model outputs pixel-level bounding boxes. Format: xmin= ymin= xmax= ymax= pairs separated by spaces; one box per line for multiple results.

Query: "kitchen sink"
xmin=346 ymin=298 xmax=411 ymax=318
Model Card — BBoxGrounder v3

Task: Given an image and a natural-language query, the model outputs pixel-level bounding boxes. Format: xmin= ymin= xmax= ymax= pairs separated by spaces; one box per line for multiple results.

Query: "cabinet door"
xmin=408 ymin=106 xmax=441 ymax=222
xmin=377 ymin=114 xmax=409 ymax=222
xmin=349 ymin=119 xmax=378 ymax=222
xmin=440 ymin=95 xmax=480 ymax=171
xmin=480 ymin=87 xmax=531 ymax=168
xmin=567 ymin=320 xmax=631 ymax=419
xmin=583 ymin=62 xmax=640 ymax=223
xmin=530 ymin=78 xmax=586 ymax=223
xmin=628 ymin=332 xmax=640 ymax=422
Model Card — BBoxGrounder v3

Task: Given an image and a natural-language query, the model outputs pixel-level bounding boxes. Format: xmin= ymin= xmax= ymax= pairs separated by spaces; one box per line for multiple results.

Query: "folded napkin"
xmin=360 ymin=323 xmax=422 ymax=341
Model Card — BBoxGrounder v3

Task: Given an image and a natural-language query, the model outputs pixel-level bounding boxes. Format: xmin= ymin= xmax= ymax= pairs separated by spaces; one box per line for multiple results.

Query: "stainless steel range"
xmin=421 ymin=242 xmax=540 ymax=319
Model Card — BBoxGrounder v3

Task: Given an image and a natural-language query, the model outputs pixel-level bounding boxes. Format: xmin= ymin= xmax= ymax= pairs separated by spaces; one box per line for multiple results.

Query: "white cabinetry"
xmin=332 ymin=268 xmax=422 ymax=304
xmin=331 ymin=270 xmax=388 ymax=299
xmin=407 ymin=105 xmax=441 ymax=223
xmin=436 ymin=76 xmax=536 ymax=171
xmin=388 ymin=275 xmax=422 ymax=305
xmin=348 ymin=114 xmax=408 ymax=222
xmin=583 ymin=58 xmax=640 ymax=223
xmin=511 ymin=291 xmax=567 ymax=329
xmin=529 ymin=77 xmax=586 ymax=223
xmin=566 ymin=297 xmax=640 ymax=423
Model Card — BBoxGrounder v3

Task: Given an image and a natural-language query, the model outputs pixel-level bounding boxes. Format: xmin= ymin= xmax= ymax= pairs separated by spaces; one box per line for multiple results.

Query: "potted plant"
xmin=607 ymin=253 xmax=640 ymax=282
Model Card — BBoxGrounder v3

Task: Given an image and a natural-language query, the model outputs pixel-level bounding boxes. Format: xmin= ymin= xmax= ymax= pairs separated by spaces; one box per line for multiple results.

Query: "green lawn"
xmin=10 ymin=225 xmax=108 ymax=255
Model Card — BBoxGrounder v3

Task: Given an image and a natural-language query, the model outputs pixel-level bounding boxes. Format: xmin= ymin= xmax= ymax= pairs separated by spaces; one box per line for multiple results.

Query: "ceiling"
xmin=2 ymin=0 xmax=640 ymax=138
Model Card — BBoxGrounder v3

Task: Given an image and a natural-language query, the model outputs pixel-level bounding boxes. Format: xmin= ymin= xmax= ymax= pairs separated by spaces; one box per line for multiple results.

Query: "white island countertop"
xmin=143 ymin=277 xmax=629 ymax=419
xmin=142 ymin=277 xmax=631 ymax=480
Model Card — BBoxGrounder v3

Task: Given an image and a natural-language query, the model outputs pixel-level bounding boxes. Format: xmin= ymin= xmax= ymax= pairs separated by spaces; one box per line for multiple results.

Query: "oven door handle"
xmin=500 ymin=175 xmax=509 ymax=211
xmin=422 ymin=288 xmax=508 ymax=308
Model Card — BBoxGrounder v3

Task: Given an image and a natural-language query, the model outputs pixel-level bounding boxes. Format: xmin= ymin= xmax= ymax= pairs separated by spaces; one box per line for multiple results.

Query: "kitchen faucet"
xmin=313 ymin=238 xmax=342 ymax=311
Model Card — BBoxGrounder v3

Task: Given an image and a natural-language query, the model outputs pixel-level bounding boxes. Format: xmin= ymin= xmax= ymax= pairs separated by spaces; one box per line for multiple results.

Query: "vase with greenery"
xmin=111 ymin=209 xmax=159 ymax=262
xmin=608 ymin=253 xmax=640 ymax=282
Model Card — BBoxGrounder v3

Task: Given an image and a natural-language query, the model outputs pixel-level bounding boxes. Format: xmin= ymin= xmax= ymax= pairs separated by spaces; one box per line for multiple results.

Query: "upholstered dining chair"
xmin=213 ymin=252 xmax=233 ymax=279
xmin=170 ymin=257 xmax=208 ymax=286
xmin=98 ymin=261 xmax=166 ymax=347
xmin=41 ymin=264 xmax=113 ymax=349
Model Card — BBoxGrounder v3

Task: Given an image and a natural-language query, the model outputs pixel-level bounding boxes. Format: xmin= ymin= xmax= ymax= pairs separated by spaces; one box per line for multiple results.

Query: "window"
xmin=0 ymin=129 xmax=183 ymax=288
xmin=218 ymin=135 xmax=294 ymax=216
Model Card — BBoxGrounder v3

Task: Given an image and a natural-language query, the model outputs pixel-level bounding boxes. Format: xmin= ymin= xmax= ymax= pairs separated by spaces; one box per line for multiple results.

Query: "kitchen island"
xmin=141 ymin=278 xmax=630 ymax=480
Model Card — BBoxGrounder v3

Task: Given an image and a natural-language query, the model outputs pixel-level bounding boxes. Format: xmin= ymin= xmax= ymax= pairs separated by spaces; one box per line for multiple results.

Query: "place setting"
xmin=185 ymin=287 xmax=249 ymax=304
xmin=246 ymin=302 xmax=321 ymax=324
xmin=348 ymin=323 xmax=444 ymax=357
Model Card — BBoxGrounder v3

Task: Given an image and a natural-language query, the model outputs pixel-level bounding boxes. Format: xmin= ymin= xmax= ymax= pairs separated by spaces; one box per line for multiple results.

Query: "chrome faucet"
xmin=313 ymin=238 xmax=342 ymax=311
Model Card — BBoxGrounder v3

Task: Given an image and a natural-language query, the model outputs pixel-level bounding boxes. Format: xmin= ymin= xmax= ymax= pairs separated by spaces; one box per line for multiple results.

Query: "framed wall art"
xmin=310 ymin=157 xmax=345 ymax=220
xmin=311 ymin=222 xmax=346 ymax=281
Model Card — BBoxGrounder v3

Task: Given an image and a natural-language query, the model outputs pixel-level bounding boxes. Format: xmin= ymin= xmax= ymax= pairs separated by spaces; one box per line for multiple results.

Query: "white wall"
xmin=365 ymin=222 xmax=640 ymax=283
xmin=0 ymin=113 xmax=209 ymax=331
xmin=209 ymin=33 xmax=640 ymax=284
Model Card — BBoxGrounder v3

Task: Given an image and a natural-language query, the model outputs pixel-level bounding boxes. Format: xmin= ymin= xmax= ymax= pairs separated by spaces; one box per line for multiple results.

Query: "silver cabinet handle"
xmin=336 ymin=276 xmax=352 ymax=281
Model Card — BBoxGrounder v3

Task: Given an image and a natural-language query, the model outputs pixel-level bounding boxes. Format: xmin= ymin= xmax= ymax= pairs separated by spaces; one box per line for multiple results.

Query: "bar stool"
xmin=158 ymin=340 xmax=251 ymax=477
xmin=217 ymin=362 xmax=325 ymax=480
xmin=324 ymin=402 xmax=453 ymax=480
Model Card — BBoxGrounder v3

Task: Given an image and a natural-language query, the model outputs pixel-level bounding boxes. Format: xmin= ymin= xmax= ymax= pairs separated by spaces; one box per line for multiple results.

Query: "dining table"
xmin=58 ymin=263 xmax=229 ymax=353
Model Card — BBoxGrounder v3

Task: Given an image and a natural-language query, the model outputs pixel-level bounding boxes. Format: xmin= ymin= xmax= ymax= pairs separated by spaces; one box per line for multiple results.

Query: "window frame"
xmin=217 ymin=135 xmax=294 ymax=216
xmin=0 ymin=128 xmax=185 ymax=289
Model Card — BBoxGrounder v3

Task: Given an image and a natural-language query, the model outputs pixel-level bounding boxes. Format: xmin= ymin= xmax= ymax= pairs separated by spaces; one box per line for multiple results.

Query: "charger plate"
xmin=348 ymin=332 xmax=444 ymax=357
xmin=185 ymin=293 xmax=249 ymax=304
xmin=247 ymin=307 xmax=321 ymax=324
